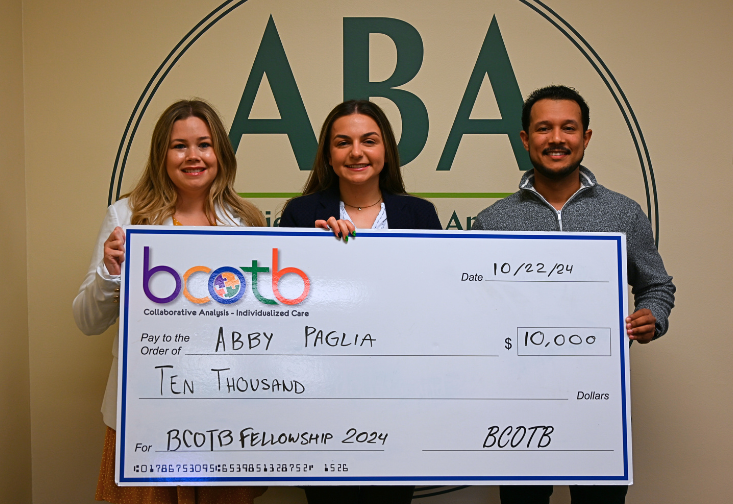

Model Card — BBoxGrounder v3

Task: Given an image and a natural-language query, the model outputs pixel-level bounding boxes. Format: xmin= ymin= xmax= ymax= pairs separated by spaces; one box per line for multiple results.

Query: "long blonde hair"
xmin=124 ymin=99 xmax=265 ymax=227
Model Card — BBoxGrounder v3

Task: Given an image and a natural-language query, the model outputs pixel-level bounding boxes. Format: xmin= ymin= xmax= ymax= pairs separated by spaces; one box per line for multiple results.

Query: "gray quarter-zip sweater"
xmin=472 ymin=166 xmax=675 ymax=338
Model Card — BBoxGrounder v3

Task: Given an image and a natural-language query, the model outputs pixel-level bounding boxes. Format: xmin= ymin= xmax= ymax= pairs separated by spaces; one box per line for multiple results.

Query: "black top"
xmin=279 ymin=187 xmax=442 ymax=230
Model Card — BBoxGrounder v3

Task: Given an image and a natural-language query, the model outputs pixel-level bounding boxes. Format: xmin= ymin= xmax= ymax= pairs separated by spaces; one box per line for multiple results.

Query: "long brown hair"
xmin=301 ymin=100 xmax=407 ymax=196
xmin=124 ymin=99 xmax=265 ymax=227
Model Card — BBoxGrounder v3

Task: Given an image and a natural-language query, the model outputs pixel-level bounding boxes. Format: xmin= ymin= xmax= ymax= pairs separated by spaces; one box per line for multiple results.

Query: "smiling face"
xmin=166 ymin=116 xmax=219 ymax=199
xmin=520 ymin=99 xmax=592 ymax=180
xmin=329 ymin=113 xmax=385 ymax=190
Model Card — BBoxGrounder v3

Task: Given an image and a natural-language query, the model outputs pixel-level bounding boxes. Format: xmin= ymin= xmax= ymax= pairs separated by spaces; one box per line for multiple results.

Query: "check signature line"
xmin=422 ymin=449 xmax=615 ymax=452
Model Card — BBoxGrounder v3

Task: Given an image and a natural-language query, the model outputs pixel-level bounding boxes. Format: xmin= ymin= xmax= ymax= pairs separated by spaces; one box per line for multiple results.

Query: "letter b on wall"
xmin=343 ymin=18 xmax=428 ymax=166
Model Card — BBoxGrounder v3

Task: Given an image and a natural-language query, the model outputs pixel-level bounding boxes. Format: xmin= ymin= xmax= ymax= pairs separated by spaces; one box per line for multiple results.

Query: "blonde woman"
xmin=73 ymin=100 xmax=266 ymax=504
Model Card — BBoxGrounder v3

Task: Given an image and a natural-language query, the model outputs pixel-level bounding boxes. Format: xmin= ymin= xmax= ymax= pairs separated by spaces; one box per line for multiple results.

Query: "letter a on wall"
xmin=229 ymin=16 xmax=317 ymax=171
xmin=437 ymin=16 xmax=531 ymax=171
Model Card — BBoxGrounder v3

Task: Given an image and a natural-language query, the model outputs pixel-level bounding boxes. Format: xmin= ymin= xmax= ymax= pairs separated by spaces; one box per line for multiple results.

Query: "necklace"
xmin=343 ymin=197 xmax=382 ymax=211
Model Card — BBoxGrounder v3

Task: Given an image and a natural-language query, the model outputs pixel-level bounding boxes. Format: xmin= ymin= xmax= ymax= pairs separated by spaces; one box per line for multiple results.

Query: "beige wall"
xmin=11 ymin=0 xmax=733 ymax=502
xmin=598 ymin=4 xmax=733 ymax=501
xmin=0 ymin=0 xmax=33 ymax=501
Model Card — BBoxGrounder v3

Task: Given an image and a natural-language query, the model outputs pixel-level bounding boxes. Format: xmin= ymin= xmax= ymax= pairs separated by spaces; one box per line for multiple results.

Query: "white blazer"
xmin=72 ymin=198 xmax=245 ymax=428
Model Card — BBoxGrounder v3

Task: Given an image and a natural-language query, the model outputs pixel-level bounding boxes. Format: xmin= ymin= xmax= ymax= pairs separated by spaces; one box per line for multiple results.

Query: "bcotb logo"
xmin=142 ymin=246 xmax=310 ymax=306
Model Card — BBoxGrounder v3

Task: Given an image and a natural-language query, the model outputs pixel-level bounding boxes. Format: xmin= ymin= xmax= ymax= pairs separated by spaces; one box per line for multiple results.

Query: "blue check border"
xmin=119 ymin=228 xmax=629 ymax=484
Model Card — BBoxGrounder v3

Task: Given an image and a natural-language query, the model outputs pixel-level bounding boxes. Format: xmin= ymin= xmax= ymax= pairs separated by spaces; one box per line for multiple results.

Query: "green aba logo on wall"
xmin=227 ymin=15 xmax=530 ymax=172
xmin=109 ymin=0 xmax=660 ymax=244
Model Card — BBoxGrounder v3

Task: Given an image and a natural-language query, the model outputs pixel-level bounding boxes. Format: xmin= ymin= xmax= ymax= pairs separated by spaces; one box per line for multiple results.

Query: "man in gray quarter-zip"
xmin=472 ymin=85 xmax=675 ymax=504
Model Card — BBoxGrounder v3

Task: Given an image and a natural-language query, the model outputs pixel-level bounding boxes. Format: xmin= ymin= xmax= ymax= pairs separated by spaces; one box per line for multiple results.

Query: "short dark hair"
xmin=301 ymin=100 xmax=406 ymax=196
xmin=521 ymin=85 xmax=590 ymax=132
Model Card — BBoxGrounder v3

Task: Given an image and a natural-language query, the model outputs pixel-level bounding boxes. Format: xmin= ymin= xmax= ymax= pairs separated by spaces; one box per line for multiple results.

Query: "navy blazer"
xmin=279 ymin=187 xmax=442 ymax=230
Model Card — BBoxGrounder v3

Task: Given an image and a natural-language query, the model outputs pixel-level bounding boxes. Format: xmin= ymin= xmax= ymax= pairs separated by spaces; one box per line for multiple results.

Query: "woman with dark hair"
xmin=279 ymin=99 xmax=441 ymax=238
xmin=280 ymin=100 xmax=441 ymax=504
xmin=73 ymin=99 xmax=266 ymax=504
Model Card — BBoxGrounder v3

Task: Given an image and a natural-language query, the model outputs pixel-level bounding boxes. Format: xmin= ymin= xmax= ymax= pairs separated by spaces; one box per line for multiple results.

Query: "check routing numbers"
xmin=120 ymin=230 xmax=629 ymax=483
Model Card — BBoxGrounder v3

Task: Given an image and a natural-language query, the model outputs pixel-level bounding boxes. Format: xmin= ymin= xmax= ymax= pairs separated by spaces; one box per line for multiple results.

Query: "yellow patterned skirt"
xmin=96 ymin=428 xmax=267 ymax=504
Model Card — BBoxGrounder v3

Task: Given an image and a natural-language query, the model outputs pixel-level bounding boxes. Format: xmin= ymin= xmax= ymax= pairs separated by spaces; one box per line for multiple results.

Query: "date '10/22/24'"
xmin=462 ymin=262 xmax=574 ymax=282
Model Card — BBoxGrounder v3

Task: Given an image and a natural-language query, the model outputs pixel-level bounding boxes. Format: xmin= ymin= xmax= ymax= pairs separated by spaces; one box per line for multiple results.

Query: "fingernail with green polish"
xmin=352 ymin=230 xmax=356 ymax=237
xmin=344 ymin=235 xmax=348 ymax=243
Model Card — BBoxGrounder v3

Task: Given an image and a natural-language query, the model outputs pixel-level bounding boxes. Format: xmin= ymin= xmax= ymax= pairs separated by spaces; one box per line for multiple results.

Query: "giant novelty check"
xmin=117 ymin=227 xmax=632 ymax=486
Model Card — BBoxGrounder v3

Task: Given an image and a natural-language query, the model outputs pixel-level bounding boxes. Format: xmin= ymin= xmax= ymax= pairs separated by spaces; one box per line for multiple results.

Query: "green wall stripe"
xmin=238 ymin=193 xmax=301 ymax=198
xmin=412 ymin=192 xmax=512 ymax=198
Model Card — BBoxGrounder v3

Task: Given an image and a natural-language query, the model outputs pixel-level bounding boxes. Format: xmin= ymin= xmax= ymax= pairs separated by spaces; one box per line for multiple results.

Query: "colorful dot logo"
xmin=142 ymin=247 xmax=309 ymax=306
xmin=207 ymin=267 xmax=246 ymax=304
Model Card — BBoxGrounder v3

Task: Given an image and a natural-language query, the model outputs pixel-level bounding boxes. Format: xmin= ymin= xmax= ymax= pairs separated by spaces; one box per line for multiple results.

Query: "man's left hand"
xmin=626 ymin=308 xmax=656 ymax=343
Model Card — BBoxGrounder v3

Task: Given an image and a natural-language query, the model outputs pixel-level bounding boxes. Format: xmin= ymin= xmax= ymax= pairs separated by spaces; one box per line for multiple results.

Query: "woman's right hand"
xmin=103 ymin=226 xmax=126 ymax=275
xmin=316 ymin=217 xmax=356 ymax=242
